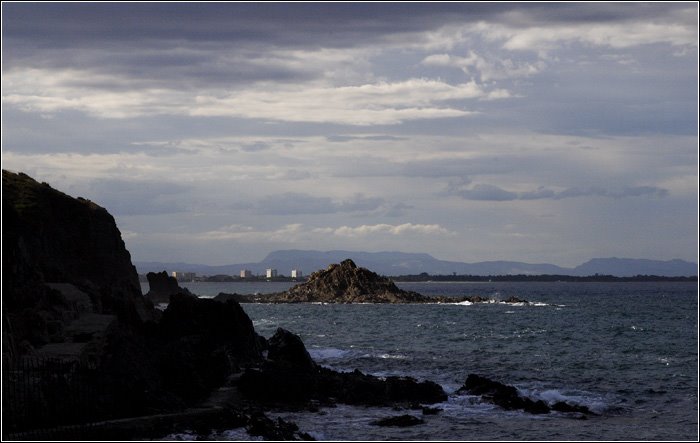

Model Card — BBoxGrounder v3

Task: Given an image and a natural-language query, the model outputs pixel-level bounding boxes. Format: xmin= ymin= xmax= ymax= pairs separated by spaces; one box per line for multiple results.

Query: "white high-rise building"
xmin=240 ymin=269 xmax=252 ymax=278
xmin=291 ymin=269 xmax=302 ymax=278
xmin=171 ymin=271 xmax=195 ymax=281
xmin=266 ymin=268 xmax=277 ymax=278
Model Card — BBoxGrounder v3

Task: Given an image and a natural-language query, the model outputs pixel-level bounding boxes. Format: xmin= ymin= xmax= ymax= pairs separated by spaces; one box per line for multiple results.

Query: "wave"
xmin=518 ymin=387 xmax=609 ymax=415
xmin=308 ymin=347 xmax=352 ymax=360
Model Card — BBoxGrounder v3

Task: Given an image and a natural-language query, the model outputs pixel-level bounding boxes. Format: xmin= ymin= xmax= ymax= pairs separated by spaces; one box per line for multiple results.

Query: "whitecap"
xmin=524 ymin=388 xmax=609 ymax=414
xmin=376 ymin=353 xmax=409 ymax=360
xmin=308 ymin=348 xmax=351 ymax=360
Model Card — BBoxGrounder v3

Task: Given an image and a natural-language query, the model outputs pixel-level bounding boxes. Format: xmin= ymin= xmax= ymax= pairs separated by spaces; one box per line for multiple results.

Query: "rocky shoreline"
xmin=3 ymin=170 xmax=590 ymax=440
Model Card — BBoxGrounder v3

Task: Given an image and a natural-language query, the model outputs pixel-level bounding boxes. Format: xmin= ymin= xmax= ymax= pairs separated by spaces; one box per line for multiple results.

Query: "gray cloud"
xmin=84 ymin=179 xmax=190 ymax=215
xmin=447 ymin=181 xmax=670 ymax=202
xmin=254 ymin=193 xmax=385 ymax=216
xmin=2 ymin=3 xmax=696 ymax=266
xmin=326 ymin=134 xmax=407 ymax=143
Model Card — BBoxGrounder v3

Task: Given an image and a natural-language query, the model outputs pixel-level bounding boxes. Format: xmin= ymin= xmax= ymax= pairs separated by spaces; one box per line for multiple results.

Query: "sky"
xmin=2 ymin=2 xmax=698 ymax=267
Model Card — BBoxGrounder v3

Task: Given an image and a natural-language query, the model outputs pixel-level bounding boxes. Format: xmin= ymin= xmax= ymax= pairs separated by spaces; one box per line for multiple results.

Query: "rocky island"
xmin=215 ymin=258 xmax=529 ymax=304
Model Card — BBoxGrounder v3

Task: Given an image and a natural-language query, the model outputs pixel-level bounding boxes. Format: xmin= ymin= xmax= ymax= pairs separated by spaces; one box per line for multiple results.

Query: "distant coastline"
xmin=390 ymin=274 xmax=698 ymax=283
xmin=139 ymin=273 xmax=697 ymax=284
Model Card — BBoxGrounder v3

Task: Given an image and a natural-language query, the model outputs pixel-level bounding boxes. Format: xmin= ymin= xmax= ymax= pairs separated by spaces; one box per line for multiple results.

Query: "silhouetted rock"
xmin=2 ymin=170 xmax=155 ymax=358
xmin=458 ymin=374 xmax=548 ymax=414
xmin=156 ymin=293 xmax=267 ymax=403
xmin=1 ymin=170 xmax=267 ymax=429
xmin=246 ymin=411 xmax=315 ymax=440
xmin=145 ymin=271 xmax=193 ymax=303
xmin=371 ymin=414 xmax=424 ymax=427
xmin=239 ymin=328 xmax=447 ymax=408
xmin=458 ymin=374 xmax=594 ymax=416
xmin=267 ymin=328 xmax=317 ymax=373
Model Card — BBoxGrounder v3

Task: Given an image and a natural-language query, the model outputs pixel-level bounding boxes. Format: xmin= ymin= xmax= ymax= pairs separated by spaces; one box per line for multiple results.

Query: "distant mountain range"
xmin=134 ymin=250 xmax=698 ymax=277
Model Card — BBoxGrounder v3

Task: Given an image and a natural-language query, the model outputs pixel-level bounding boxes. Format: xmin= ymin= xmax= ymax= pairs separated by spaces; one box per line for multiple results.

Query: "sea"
xmin=143 ymin=281 xmax=699 ymax=441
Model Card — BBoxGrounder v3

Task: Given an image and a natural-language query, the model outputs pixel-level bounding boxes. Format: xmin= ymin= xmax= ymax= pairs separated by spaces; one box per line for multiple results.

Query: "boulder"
xmin=145 ymin=271 xmax=193 ymax=303
xmin=267 ymin=328 xmax=317 ymax=373
xmin=457 ymin=374 xmax=549 ymax=414
xmin=239 ymin=328 xmax=447 ymax=408
xmin=458 ymin=374 xmax=594 ymax=416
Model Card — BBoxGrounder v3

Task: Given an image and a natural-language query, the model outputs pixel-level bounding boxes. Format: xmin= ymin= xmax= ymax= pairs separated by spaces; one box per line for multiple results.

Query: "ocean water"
xmin=144 ymin=281 xmax=698 ymax=441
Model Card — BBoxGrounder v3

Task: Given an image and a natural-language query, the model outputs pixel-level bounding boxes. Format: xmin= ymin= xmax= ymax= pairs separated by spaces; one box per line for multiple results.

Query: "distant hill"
xmin=572 ymin=257 xmax=697 ymax=277
xmin=134 ymin=250 xmax=697 ymax=278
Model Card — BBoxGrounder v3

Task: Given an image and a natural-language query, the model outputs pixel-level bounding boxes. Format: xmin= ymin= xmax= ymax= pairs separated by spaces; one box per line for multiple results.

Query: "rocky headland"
xmin=0 ymin=170 xmax=448 ymax=439
xmin=3 ymin=170 xmax=590 ymax=441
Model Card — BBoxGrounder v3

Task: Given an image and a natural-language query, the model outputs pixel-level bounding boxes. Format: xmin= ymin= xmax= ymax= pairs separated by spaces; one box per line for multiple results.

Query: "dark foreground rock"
xmin=371 ymin=414 xmax=424 ymax=427
xmin=458 ymin=374 xmax=595 ymax=416
xmin=144 ymin=271 xmax=193 ymax=303
xmin=2 ymin=170 xmax=267 ymax=436
xmin=239 ymin=328 xmax=447 ymax=408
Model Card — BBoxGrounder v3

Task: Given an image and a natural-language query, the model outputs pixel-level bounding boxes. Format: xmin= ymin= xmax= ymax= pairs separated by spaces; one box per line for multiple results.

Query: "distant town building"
xmin=266 ymin=268 xmax=278 ymax=278
xmin=171 ymin=271 xmax=196 ymax=282
xmin=240 ymin=269 xmax=252 ymax=278
xmin=291 ymin=269 xmax=302 ymax=278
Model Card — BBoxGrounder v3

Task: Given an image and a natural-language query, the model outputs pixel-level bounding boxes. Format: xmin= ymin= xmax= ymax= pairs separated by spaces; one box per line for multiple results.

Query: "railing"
xmin=2 ymin=355 xmax=103 ymax=439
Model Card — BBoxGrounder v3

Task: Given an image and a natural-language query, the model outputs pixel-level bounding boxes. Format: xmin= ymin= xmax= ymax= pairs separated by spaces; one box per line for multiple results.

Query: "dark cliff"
xmin=1 ymin=170 xmax=265 ymax=429
xmin=2 ymin=170 xmax=153 ymax=354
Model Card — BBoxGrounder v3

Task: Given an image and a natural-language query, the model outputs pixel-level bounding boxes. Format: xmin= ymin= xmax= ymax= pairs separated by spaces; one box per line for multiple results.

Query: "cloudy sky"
xmin=2 ymin=3 xmax=698 ymax=267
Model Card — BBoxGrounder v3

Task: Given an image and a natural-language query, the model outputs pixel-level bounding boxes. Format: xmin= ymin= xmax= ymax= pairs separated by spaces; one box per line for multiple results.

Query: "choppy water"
xmin=145 ymin=281 xmax=698 ymax=441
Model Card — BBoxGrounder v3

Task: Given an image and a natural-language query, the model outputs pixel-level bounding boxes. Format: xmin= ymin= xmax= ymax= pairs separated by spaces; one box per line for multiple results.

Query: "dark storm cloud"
xmin=4 ymin=3 xmax=687 ymax=46
xmin=1 ymin=3 xmax=500 ymax=48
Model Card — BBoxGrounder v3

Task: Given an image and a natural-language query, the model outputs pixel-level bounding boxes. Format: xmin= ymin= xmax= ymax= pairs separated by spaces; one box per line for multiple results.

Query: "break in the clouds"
xmin=2 ymin=3 xmax=697 ymax=267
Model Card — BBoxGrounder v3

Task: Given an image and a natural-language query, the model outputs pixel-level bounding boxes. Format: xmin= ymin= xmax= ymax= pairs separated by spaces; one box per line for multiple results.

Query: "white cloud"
xmin=197 ymin=223 xmax=305 ymax=242
xmin=478 ymin=17 xmax=698 ymax=52
xmin=422 ymin=51 xmax=545 ymax=82
xmin=313 ymin=223 xmax=453 ymax=237
xmin=196 ymin=222 xmax=453 ymax=243
xmin=190 ymin=78 xmax=491 ymax=124
xmin=3 ymin=67 xmax=498 ymax=124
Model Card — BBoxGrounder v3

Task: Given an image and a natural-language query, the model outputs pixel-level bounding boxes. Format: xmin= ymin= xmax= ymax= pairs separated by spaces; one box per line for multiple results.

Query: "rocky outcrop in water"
xmin=457 ymin=374 xmax=595 ymax=416
xmin=213 ymin=259 xmax=530 ymax=304
xmin=269 ymin=259 xmax=428 ymax=303
xmin=238 ymin=328 xmax=447 ymax=408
